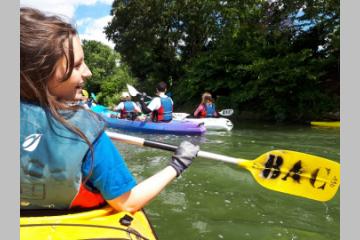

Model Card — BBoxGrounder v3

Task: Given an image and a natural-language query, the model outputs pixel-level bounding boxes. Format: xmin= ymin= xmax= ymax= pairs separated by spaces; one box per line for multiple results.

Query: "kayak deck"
xmin=182 ymin=117 xmax=234 ymax=131
xmin=20 ymin=207 xmax=158 ymax=240
xmin=172 ymin=113 xmax=233 ymax=131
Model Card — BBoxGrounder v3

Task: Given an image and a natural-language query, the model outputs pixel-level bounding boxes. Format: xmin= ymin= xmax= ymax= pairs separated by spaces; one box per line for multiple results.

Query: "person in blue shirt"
xmin=20 ymin=7 xmax=199 ymax=212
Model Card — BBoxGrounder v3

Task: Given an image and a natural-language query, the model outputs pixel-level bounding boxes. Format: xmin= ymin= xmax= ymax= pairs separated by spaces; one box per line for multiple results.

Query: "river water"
xmin=111 ymin=121 xmax=340 ymax=240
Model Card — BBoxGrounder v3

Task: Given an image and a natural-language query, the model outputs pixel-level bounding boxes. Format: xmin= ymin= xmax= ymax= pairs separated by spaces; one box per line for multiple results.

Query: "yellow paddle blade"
xmin=238 ymin=150 xmax=340 ymax=202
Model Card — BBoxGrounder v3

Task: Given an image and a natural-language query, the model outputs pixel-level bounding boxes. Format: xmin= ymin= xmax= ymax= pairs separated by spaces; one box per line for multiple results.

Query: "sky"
xmin=20 ymin=0 xmax=115 ymax=48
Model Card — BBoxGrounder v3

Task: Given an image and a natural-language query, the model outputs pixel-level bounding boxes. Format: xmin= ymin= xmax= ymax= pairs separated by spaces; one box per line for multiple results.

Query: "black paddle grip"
xmin=143 ymin=140 xmax=177 ymax=152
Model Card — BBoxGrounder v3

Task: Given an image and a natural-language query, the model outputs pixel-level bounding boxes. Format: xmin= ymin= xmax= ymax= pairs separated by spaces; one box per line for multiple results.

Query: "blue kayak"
xmin=91 ymin=105 xmax=206 ymax=135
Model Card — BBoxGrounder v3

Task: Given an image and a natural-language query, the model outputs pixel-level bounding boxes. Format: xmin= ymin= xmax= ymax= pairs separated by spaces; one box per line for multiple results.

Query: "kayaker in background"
xmin=194 ymin=92 xmax=219 ymax=118
xmin=82 ymin=89 xmax=89 ymax=100
xmin=139 ymin=81 xmax=174 ymax=122
xmin=20 ymin=7 xmax=199 ymax=213
xmin=113 ymin=91 xmax=142 ymax=120
xmin=80 ymin=89 xmax=95 ymax=109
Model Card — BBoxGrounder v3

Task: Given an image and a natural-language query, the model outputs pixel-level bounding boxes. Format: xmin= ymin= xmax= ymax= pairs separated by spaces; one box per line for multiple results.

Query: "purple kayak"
xmin=91 ymin=105 xmax=206 ymax=135
xmin=103 ymin=115 xmax=206 ymax=135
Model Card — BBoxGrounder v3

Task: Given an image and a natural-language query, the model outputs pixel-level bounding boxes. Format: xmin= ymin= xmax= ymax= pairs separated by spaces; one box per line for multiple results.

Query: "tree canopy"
xmin=103 ymin=0 xmax=339 ymax=121
xmin=82 ymin=40 xmax=137 ymax=106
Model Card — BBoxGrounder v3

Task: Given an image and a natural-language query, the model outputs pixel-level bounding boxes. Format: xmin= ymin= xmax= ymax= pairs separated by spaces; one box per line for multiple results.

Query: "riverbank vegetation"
xmin=84 ymin=0 xmax=339 ymax=122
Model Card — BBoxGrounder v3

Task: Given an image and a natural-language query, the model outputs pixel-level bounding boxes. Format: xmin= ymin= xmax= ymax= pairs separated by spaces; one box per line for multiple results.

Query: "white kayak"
xmin=172 ymin=112 xmax=191 ymax=120
xmin=173 ymin=113 xmax=233 ymax=131
xmin=185 ymin=117 xmax=233 ymax=131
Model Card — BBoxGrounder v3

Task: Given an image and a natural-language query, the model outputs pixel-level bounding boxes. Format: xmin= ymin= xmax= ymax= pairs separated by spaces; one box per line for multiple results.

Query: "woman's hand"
xmin=169 ymin=141 xmax=199 ymax=177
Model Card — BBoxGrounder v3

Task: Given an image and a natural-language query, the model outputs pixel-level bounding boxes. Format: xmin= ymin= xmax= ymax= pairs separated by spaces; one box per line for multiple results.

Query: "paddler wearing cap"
xmin=113 ymin=91 xmax=142 ymax=120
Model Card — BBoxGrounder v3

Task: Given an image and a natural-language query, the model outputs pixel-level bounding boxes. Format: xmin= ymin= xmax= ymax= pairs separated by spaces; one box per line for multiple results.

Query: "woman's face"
xmin=48 ymin=35 xmax=92 ymax=101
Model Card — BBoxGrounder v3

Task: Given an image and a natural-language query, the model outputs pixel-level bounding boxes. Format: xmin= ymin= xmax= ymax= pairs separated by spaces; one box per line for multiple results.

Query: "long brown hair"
xmin=201 ymin=92 xmax=213 ymax=105
xmin=20 ymin=7 xmax=99 ymax=181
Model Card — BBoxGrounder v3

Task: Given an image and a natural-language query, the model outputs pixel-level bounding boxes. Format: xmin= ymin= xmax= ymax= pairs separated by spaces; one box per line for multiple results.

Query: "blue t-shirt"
xmin=82 ymin=132 xmax=137 ymax=200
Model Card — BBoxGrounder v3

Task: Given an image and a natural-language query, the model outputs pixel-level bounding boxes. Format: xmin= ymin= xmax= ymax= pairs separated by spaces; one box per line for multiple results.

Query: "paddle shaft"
xmin=105 ymin=131 xmax=340 ymax=202
xmin=106 ymin=131 xmax=240 ymax=165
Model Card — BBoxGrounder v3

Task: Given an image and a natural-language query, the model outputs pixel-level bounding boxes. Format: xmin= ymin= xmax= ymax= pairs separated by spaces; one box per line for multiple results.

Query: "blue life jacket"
xmin=20 ymin=101 xmax=105 ymax=209
xmin=124 ymin=101 xmax=135 ymax=112
xmin=120 ymin=101 xmax=135 ymax=119
xmin=205 ymin=103 xmax=216 ymax=117
xmin=152 ymin=97 xmax=173 ymax=122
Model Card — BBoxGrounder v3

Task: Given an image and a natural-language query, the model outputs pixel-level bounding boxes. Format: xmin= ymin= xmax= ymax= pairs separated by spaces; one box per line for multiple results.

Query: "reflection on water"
xmin=111 ymin=121 xmax=340 ymax=240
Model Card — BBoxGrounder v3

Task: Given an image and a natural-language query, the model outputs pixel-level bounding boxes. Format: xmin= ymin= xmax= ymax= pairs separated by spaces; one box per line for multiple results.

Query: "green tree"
xmin=175 ymin=0 xmax=339 ymax=121
xmin=105 ymin=0 xmax=339 ymax=121
xmin=105 ymin=0 xmax=178 ymax=90
xmin=82 ymin=40 xmax=137 ymax=106
xmin=105 ymin=0 xmax=225 ymax=90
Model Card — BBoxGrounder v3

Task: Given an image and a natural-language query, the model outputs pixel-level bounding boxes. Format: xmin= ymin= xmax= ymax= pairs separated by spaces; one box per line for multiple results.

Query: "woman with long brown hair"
xmin=20 ymin=7 xmax=199 ymax=212
xmin=194 ymin=92 xmax=219 ymax=118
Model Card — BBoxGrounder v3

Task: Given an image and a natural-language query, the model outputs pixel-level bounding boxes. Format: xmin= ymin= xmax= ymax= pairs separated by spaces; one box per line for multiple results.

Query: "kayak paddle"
xmin=106 ymin=131 xmax=340 ymax=202
xmin=90 ymin=92 xmax=98 ymax=103
xmin=128 ymin=84 xmax=233 ymax=117
xmin=173 ymin=110 xmax=233 ymax=119
xmin=219 ymin=109 xmax=234 ymax=117
xmin=127 ymin=84 xmax=153 ymax=100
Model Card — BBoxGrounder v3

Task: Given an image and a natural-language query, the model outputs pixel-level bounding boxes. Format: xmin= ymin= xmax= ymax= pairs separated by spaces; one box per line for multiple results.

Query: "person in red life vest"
xmin=113 ymin=91 xmax=141 ymax=120
xmin=20 ymin=7 xmax=199 ymax=212
xmin=139 ymin=82 xmax=174 ymax=122
xmin=194 ymin=92 xmax=219 ymax=118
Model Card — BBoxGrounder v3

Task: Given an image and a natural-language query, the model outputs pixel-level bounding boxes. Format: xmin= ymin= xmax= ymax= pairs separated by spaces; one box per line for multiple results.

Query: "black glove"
xmin=138 ymin=92 xmax=147 ymax=102
xmin=170 ymin=141 xmax=199 ymax=177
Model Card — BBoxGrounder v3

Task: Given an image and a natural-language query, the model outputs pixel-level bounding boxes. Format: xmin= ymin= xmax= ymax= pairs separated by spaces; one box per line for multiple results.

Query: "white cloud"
xmin=21 ymin=0 xmax=92 ymax=18
xmin=20 ymin=0 xmax=115 ymax=48
xmin=20 ymin=0 xmax=113 ymax=18
xmin=79 ymin=16 xmax=115 ymax=49
xmin=76 ymin=17 xmax=93 ymax=28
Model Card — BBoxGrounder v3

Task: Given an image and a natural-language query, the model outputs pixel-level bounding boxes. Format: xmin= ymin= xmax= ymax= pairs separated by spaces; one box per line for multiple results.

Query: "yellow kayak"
xmin=20 ymin=206 xmax=158 ymax=240
xmin=310 ymin=121 xmax=340 ymax=128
